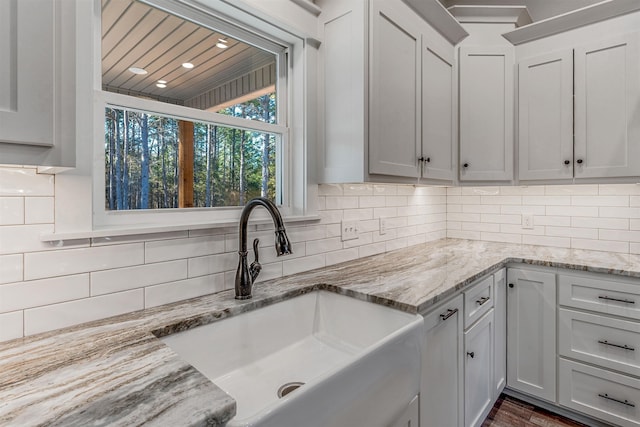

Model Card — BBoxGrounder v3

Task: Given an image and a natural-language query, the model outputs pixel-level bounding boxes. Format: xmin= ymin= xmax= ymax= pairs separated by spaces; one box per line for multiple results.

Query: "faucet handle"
xmin=249 ymin=238 xmax=261 ymax=282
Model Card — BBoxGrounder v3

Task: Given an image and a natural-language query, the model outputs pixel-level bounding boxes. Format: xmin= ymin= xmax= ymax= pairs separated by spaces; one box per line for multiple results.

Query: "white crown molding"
xmin=448 ymin=5 xmax=532 ymax=27
xmin=403 ymin=0 xmax=469 ymax=45
xmin=503 ymin=0 xmax=640 ymax=45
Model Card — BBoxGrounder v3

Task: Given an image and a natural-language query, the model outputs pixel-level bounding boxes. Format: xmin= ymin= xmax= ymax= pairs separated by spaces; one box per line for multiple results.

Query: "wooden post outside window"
xmin=178 ymin=120 xmax=194 ymax=208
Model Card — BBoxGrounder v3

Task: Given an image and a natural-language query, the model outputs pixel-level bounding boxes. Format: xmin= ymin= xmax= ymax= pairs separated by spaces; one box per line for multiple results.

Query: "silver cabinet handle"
xmin=476 ymin=296 xmax=490 ymax=306
xmin=598 ymin=295 xmax=635 ymax=304
xmin=440 ymin=308 xmax=458 ymax=321
xmin=598 ymin=393 xmax=635 ymax=408
xmin=598 ymin=340 xmax=635 ymax=351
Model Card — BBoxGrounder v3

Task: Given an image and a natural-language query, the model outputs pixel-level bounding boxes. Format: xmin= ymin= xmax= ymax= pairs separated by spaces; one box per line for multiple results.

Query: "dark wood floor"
xmin=482 ymin=394 xmax=589 ymax=427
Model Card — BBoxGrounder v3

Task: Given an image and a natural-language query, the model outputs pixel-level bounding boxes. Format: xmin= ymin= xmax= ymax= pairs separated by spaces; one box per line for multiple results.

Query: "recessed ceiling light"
xmin=156 ymin=83 xmax=167 ymax=88
xmin=128 ymin=67 xmax=148 ymax=75
xmin=157 ymin=80 xmax=167 ymax=84
xmin=216 ymin=38 xmax=228 ymax=49
xmin=182 ymin=62 xmax=194 ymax=69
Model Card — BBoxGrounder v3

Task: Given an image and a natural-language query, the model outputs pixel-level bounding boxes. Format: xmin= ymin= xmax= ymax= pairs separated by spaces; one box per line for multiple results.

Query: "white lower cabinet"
xmin=559 ymin=359 xmax=640 ymax=427
xmin=506 ymin=268 xmax=557 ymax=403
xmin=390 ymin=394 xmax=420 ymax=427
xmin=420 ymin=295 xmax=464 ymax=427
xmin=464 ymin=309 xmax=494 ymax=427
xmin=420 ymin=270 xmax=505 ymax=427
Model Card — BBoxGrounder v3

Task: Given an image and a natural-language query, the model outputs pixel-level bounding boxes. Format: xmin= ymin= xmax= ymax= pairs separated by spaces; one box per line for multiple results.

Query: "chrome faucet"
xmin=235 ymin=197 xmax=292 ymax=299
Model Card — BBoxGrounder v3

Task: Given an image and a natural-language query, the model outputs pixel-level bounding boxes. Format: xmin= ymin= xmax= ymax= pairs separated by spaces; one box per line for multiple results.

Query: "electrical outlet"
xmin=522 ymin=214 xmax=534 ymax=230
xmin=341 ymin=220 xmax=359 ymax=241
xmin=379 ymin=217 xmax=387 ymax=235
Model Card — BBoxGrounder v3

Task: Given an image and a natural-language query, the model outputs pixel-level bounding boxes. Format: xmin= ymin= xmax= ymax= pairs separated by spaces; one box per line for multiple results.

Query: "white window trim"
xmin=68 ymin=0 xmax=315 ymax=235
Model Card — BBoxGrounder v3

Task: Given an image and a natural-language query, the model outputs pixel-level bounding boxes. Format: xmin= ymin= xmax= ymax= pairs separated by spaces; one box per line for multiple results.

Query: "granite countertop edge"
xmin=2 ymin=238 xmax=640 ymax=426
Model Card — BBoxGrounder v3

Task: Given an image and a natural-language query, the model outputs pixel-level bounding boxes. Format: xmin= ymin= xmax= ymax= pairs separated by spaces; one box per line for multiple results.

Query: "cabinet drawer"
xmin=464 ymin=275 xmax=494 ymax=329
xmin=559 ymin=274 xmax=640 ymax=320
xmin=559 ymin=359 xmax=640 ymax=427
xmin=559 ymin=309 xmax=640 ymax=377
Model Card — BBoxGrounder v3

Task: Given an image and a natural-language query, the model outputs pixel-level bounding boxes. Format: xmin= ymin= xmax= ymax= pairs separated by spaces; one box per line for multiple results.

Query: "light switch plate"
xmin=341 ymin=220 xmax=359 ymax=241
xmin=522 ymin=214 xmax=534 ymax=229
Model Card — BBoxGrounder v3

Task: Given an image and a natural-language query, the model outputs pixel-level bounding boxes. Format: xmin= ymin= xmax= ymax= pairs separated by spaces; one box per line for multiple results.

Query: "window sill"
xmin=40 ymin=215 xmax=320 ymax=242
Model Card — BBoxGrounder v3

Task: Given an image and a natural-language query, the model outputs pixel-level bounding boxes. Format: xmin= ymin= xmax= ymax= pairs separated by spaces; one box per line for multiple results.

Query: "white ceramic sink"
xmin=160 ymin=290 xmax=423 ymax=427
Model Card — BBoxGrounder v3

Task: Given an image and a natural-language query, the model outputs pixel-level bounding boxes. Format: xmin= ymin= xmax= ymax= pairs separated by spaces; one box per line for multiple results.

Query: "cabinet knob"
xmin=577 ymin=159 xmax=583 ymax=164
xmin=426 ymin=157 xmax=431 ymax=163
xmin=418 ymin=156 xmax=425 ymax=162
xmin=463 ymin=163 xmax=469 ymax=168
xmin=564 ymin=160 xmax=570 ymax=165
xmin=467 ymin=351 xmax=475 ymax=358
xmin=508 ymin=283 xmax=514 ymax=288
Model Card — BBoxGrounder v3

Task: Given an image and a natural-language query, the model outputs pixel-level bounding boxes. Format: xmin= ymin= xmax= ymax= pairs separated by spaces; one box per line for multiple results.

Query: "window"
xmin=93 ymin=0 xmax=308 ymax=229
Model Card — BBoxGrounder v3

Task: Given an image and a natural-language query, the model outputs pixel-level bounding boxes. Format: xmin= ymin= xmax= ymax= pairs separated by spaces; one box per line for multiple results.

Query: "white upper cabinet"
xmin=318 ymin=0 xmax=461 ymax=184
xmin=574 ymin=32 xmax=640 ymax=179
xmin=459 ymin=46 xmax=514 ymax=182
xmin=518 ymin=50 xmax=574 ymax=181
xmin=369 ymin=0 xmax=421 ymax=178
xmin=422 ymin=40 xmax=456 ymax=181
xmin=0 ymin=0 xmax=76 ymax=168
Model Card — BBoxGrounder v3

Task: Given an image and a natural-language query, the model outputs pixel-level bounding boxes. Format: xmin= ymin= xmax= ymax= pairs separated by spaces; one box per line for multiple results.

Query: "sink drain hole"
xmin=277 ymin=381 xmax=305 ymax=398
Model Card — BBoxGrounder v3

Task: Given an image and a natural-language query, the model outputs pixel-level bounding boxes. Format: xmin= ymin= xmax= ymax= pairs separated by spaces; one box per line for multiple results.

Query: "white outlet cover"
xmin=341 ymin=220 xmax=359 ymax=241
xmin=522 ymin=214 xmax=534 ymax=230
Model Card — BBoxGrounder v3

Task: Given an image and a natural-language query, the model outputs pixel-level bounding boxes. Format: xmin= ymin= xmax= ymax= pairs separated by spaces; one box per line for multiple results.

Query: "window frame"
xmin=90 ymin=0 xmax=310 ymax=230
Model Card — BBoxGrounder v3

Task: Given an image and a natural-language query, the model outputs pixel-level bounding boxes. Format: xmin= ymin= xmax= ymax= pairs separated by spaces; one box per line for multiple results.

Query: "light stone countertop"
xmin=2 ymin=238 xmax=640 ymax=426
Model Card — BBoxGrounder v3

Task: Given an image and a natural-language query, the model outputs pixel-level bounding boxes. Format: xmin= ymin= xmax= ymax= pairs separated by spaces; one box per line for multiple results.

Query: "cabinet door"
xmin=459 ymin=46 xmax=514 ymax=182
xmin=493 ymin=269 xmax=506 ymax=399
xmin=422 ymin=39 xmax=455 ymax=181
xmin=369 ymin=0 xmax=421 ymax=178
xmin=518 ymin=50 xmax=574 ymax=181
xmin=507 ymin=268 xmax=557 ymax=403
xmin=574 ymin=32 xmax=640 ymax=178
xmin=0 ymin=0 xmax=54 ymax=147
xmin=464 ymin=310 xmax=494 ymax=427
xmin=390 ymin=394 xmax=420 ymax=427
xmin=421 ymin=295 xmax=463 ymax=427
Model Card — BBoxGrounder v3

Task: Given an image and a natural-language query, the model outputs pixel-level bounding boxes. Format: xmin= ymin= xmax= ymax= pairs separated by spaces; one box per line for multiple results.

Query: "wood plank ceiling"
xmin=101 ymin=0 xmax=276 ymax=105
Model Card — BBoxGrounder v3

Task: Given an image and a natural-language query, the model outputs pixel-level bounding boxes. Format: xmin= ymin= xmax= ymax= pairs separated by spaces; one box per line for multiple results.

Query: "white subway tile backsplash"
xmin=522 ymin=196 xmax=570 ymax=206
xmin=448 ymin=213 xmax=481 ymax=223
xmin=463 ymin=222 xmax=500 ymax=233
xmin=386 ymin=237 xmax=408 ymax=252
xmin=546 ymin=206 xmax=599 ymax=217
xmin=481 ymin=214 xmax=521 ymax=225
xmin=386 ymin=196 xmax=409 ymax=207
xmin=326 ymin=248 xmax=359 ymax=266
xmin=500 ymin=205 xmax=545 ymax=215
xmin=571 ymin=195 xmax=628 ymax=207
xmin=146 ymin=236 xmax=225 ymax=263
xmin=24 ymin=243 xmax=144 ymax=280
xmin=545 ymin=185 xmax=598 ymax=195
xmin=571 ymin=238 xmax=629 ymax=253
xmin=282 ymin=254 xmax=325 ymax=276
xmin=343 ymin=184 xmax=373 ymax=196
xmin=0 ymin=224 xmax=56 ymax=255
xmin=599 ymin=229 xmax=640 ymax=243
xmin=481 ymin=195 xmax=521 ymax=205
xmin=305 ymin=237 xmax=343 ymax=255
xmin=0 ymin=254 xmax=22 ymax=284
xmin=0 ymin=197 xmax=24 ymax=225
xmin=546 ymin=226 xmax=598 ymax=239
xmin=533 ymin=216 xmax=571 ymax=227
xmin=500 ymin=186 xmax=545 ymax=196
xmin=373 ymin=184 xmax=398 ymax=196
xmin=325 ymin=196 xmax=358 ymax=210
xmin=144 ymin=274 xmax=225 ymax=308
xmin=342 ymin=208 xmax=373 ymax=221
xmin=373 ymin=207 xmax=398 ymax=219
xmin=92 ymin=260 xmax=188 ymax=295
xmin=500 ymin=224 xmax=544 ymax=236
xmin=480 ymin=232 xmax=522 ymax=244
xmin=0 ymin=168 xmax=54 ymax=196
xmin=599 ymin=207 xmax=640 ymax=219
xmin=599 ymin=184 xmax=640 ymax=195
xmin=571 ymin=217 xmax=629 ymax=230
xmin=24 ymin=290 xmax=144 ymax=335
xmin=91 ymin=231 xmax=188 ymax=246
xmin=0 ymin=311 xmax=23 ymax=341
xmin=462 ymin=204 xmax=501 ymax=214
xmin=0 ymin=274 xmax=89 ymax=312
xmin=631 ymin=196 xmax=640 ymax=207
xmin=462 ymin=187 xmax=499 ymax=196
xmin=187 ymin=253 xmax=236 ymax=279
xmin=447 ymin=230 xmax=481 ymax=240
xmin=359 ymin=196 xmax=386 ymax=208
xmin=318 ymin=184 xmax=343 ymax=196
xmin=358 ymin=242 xmax=386 ymax=258
xmin=522 ymin=235 xmax=570 ymax=248
xmin=24 ymin=197 xmax=54 ymax=224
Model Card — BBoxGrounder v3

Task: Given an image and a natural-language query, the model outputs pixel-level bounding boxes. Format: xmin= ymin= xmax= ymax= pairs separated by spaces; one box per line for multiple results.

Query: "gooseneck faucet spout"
xmin=235 ymin=197 xmax=292 ymax=299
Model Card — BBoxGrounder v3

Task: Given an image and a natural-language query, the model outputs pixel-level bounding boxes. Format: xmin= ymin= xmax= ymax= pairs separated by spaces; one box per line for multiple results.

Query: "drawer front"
xmin=464 ymin=275 xmax=494 ymax=329
xmin=559 ymin=358 xmax=640 ymax=427
xmin=559 ymin=274 xmax=640 ymax=320
xmin=559 ymin=308 xmax=640 ymax=377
